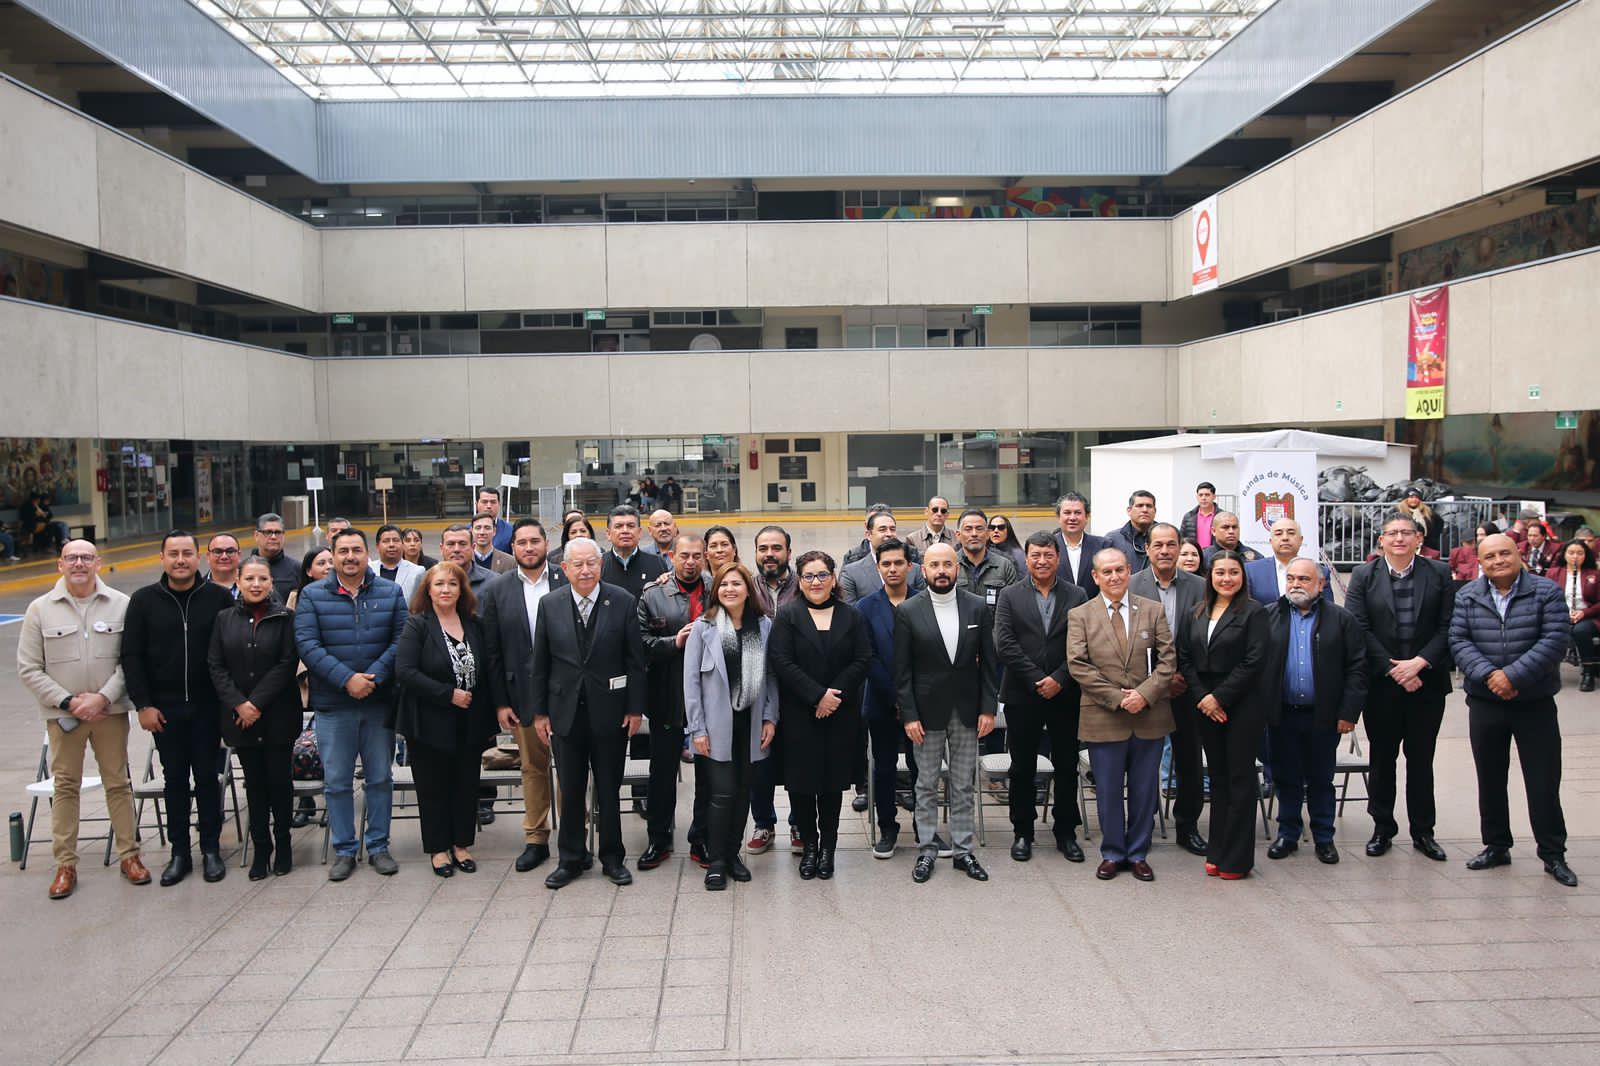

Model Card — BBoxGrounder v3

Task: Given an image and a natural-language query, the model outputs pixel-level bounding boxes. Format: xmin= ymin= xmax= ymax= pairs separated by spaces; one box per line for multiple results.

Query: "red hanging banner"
xmin=1405 ymin=287 xmax=1448 ymax=420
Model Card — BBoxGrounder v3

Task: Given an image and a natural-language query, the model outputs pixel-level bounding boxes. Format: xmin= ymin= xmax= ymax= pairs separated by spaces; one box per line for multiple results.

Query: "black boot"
xmin=798 ymin=844 xmax=819 ymax=880
xmin=816 ymin=848 xmax=835 ymax=880
xmin=1582 ymin=667 xmax=1595 ymax=693
xmin=273 ymin=833 xmax=293 ymax=876
xmin=249 ymin=841 xmax=272 ymax=881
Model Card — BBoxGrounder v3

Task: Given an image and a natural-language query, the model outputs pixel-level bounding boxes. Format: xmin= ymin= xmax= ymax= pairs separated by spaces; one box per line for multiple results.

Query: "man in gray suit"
xmin=895 ymin=544 xmax=998 ymax=884
xmin=839 ymin=510 xmax=924 ymax=604
xmin=1129 ymin=522 xmax=1208 ymax=855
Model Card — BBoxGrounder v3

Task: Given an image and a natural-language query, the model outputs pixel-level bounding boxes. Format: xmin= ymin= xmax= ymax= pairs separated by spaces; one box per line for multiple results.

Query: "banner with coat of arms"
xmin=1233 ymin=451 xmax=1319 ymax=561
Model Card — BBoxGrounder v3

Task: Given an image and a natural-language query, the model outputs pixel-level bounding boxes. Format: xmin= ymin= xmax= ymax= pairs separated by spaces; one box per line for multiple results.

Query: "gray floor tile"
xmin=235 ymin=1027 xmax=336 ymax=1065
xmin=71 ymin=1034 xmax=168 ymax=1066
xmin=345 ymin=994 xmax=432 ymax=1028
xmin=101 ymin=1003 xmax=201 ymax=1038
xmin=319 ymin=1024 xmax=418 ymax=1064
xmin=438 ymin=963 xmax=520 ymax=995
xmin=654 ymin=1014 xmax=727 ymax=1052
xmin=570 ymin=1016 xmax=655 ymax=1054
xmin=424 ymin=992 xmax=507 ymax=1026
xmin=486 ymin=1018 xmax=576 ymax=1057
xmin=404 ymin=1021 xmax=494 ymax=1060
xmin=151 ymin=1030 xmax=255 ymax=1066
xmin=498 ymin=988 xmax=585 ymax=1021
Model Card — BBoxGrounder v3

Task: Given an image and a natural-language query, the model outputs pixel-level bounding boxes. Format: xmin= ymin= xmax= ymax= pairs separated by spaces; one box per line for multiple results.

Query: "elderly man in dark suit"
xmin=1129 ymin=522 xmax=1208 ymax=856
xmin=895 ymin=543 xmax=998 ymax=884
xmin=519 ymin=538 xmax=647 ymax=889
xmin=993 ymin=530 xmax=1087 ymax=863
xmin=1262 ymin=559 xmax=1368 ymax=865
xmin=486 ymin=519 xmax=567 ymax=873
xmin=1345 ymin=511 xmax=1456 ymax=862
xmin=1052 ymin=492 xmax=1108 ymax=598
xmin=1067 ymin=547 xmax=1176 ymax=882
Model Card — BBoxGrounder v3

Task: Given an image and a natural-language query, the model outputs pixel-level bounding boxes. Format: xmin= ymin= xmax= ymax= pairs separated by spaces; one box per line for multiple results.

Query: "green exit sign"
xmin=972 ymin=305 xmax=993 ymax=316
xmin=584 ymin=309 xmax=606 ymax=322
xmin=331 ymin=313 xmax=355 ymax=325
xmin=1556 ymin=411 xmax=1578 ymax=430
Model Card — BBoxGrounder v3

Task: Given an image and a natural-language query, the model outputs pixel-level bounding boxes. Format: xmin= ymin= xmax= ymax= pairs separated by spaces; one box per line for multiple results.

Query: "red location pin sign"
xmin=1195 ymin=210 xmax=1212 ymax=264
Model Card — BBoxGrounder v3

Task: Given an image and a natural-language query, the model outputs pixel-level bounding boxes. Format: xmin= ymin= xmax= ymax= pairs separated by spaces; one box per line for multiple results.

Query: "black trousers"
xmin=1571 ymin=620 xmax=1600 ymax=666
xmin=236 ymin=744 xmax=293 ymax=851
xmin=1365 ymin=682 xmax=1446 ymax=839
xmin=153 ymin=702 xmax=224 ymax=854
xmin=702 ymin=710 xmax=754 ymax=869
xmin=554 ymin=716 xmax=628 ymax=869
xmin=646 ymin=721 xmax=708 ymax=849
xmin=1467 ymin=696 xmax=1568 ymax=863
xmin=788 ymin=789 xmax=842 ymax=849
xmin=1005 ymin=695 xmax=1082 ymax=843
xmin=409 ymin=738 xmax=482 ymax=855
xmin=865 ymin=714 xmax=906 ymax=838
xmin=1197 ymin=705 xmax=1263 ymax=875
xmin=1169 ymin=696 xmax=1207 ymax=829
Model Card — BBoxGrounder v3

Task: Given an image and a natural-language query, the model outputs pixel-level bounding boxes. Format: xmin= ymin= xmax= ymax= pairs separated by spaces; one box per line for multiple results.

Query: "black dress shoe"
xmin=431 ymin=859 xmax=454 ymax=878
xmin=728 ymin=859 xmax=751 ymax=882
xmin=1545 ymin=860 xmax=1579 ymax=887
xmin=1365 ymin=832 xmax=1392 ymax=857
xmin=249 ymin=850 xmax=271 ymax=882
xmin=704 ymin=869 xmax=727 ymax=891
xmin=1175 ymin=826 xmax=1208 ymax=856
xmin=1267 ymin=836 xmax=1298 ymax=860
xmin=816 ymin=849 xmax=835 ymax=880
xmin=851 ymin=790 xmax=869 ymax=813
xmin=450 ymin=851 xmax=477 ymax=873
xmin=797 ymin=844 xmax=819 ymax=880
xmin=637 ymin=844 xmax=672 ymax=870
xmin=1465 ymin=847 xmax=1512 ymax=871
xmin=201 ymin=851 xmax=226 ymax=883
xmin=912 ymin=855 xmax=936 ymax=883
xmin=689 ymin=842 xmax=710 ymax=868
xmin=544 ymin=865 xmax=580 ymax=890
xmin=1315 ymin=841 xmax=1340 ymax=864
xmin=602 ymin=863 xmax=633 ymax=886
xmin=515 ymin=843 xmax=550 ymax=873
xmin=477 ymin=805 xmax=496 ymax=827
xmin=289 ymin=809 xmax=310 ymax=830
xmin=1058 ymin=838 xmax=1085 ymax=863
xmin=953 ymin=854 xmax=989 ymax=881
xmin=1010 ymin=837 xmax=1032 ymax=862
xmin=1411 ymin=835 xmax=1447 ymax=862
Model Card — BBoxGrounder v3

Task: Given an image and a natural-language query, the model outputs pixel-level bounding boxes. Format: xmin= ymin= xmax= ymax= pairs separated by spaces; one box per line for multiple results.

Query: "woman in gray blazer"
xmin=684 ymin=560 xmax=779 ymax=891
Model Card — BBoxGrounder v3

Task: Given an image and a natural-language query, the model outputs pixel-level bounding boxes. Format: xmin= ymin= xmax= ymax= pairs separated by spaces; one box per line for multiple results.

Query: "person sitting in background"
xmin=1522 ymin=521 xmax=1560 ymax=576
xmin=1545 ymin=540 xmax=1600 ymax=692
xmin=1396 ymin=488 xmax=1442 ymax=554
xmin=1450 ymin=524 xmax=1498 ymax=583
xmin=21 ymin=491 xmax=68 ymax=555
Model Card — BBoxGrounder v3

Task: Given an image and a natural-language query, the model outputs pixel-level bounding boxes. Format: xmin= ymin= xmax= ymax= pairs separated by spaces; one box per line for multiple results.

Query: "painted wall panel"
xmin=461 ymin=226 xmax=607 ymax=311
xmin=94 ymin=319 xmax=180 ymax=439
xmin=321 ymin=230 xmax=466 ymax=313
xmin=181 ymin=335 xmax=251 ymax=441
xmin=746 ymin=224 xmax=889 ymax=308
xmin=0 ymin=300 xmax=97 ymax=437
xmin=1481 ymin=0 xmax=1600 ymax=194
xmin=465 ymin=355 xmax=608 ymax=438
xmin=886 ymin=222 xmax=1028 ymax=306
xmin=1371 ymin=59 xmax=1485 ymax=233
xmin=1178 ymin=334 xmax=1244 ymax=428
xmin=1028 ymin=347 xmax=1173 ymax=429
xmin=608 ymin=353 xmax=752 ymax=437
xmin=1437 ymin=275 xmax=1493 ymax=418
xmin=183 ymin=173 xmax=254 ymax=297
xmin=605 ymin=225 xmax=747 ymax=308
xmin=0 ymin=80 xmax=99 ymax=248
xmin=95 ymin=129 xmax=186 ymax=273
xmin=1488 ymin=250 xmax=1600 ymax=414
xmin=748 ymin=350 xmax=888 ymax=433
xmin=886 ymin=347 xmax=1028 ymax=430
xmin=1026 ymin=221 xmax=1169 ymax=304
xmin=1293 ymin=300 xmax=1385 ymax=423
xmin=1293 ymin=121 xmax=1375 ymax=260
xmin=246 ymin=348 xmax=320 ymax=443
xmin=1218 ymin=159 xmax=1295 ymax=285
xmin=319 ymin=357 xmax=468 ymax=440
xmin=251 ymin=206 xmax=314 ymax=312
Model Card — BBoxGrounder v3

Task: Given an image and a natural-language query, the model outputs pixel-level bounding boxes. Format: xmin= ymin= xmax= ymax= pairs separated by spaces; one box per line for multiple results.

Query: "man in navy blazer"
xmin=1052 ymin=492 xmax=1108 ymax=598
xmin=1246 ymin=518 xmax=1333 ymax=606
xmin=855 ymin=537 xmax=921 ymax=858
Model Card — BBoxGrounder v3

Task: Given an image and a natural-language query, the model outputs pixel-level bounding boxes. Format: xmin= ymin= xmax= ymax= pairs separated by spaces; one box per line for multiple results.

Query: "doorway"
xmin=760 ymin=436 xmax=823 ymax=511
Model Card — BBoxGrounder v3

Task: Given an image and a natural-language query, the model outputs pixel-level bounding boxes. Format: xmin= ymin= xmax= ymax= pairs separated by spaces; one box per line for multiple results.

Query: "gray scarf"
xmin=716 ymin=611 xmax=765 ymax=712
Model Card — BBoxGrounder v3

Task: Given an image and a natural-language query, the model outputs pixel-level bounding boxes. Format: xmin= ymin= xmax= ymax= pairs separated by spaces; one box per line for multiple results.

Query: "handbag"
xmin=291 ymin=714 xmax=323 ymax=781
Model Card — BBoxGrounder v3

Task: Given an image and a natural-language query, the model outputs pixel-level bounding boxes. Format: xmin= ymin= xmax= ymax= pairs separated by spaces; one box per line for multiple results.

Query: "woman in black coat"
xmin=208 ymin=557 xmax=302 ymax=880
xmin=1177 ymin=549 xmax=1270 ymax=880
xmin=767 ymin=550 xmax=872 ymax=880
xmin=394 ymin=561 xmax=494 ymax=877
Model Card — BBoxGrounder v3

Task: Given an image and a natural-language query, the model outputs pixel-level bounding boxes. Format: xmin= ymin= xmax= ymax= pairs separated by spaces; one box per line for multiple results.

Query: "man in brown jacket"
xmin=1067 ymin=547 xmax=1175 ymax=882
xmin=16 ymin=540 xmax=150 ymax=898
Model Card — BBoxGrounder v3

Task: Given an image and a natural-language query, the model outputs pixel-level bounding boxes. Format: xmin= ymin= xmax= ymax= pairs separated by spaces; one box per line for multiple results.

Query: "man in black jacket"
xmin=993 ymin=531 xmax=1087 ymax=863
xmin=484 ymin=519 xmax=567 ymax=873
xmin=895 ymin=544 xmax=998 ymax=884
xmin=123 ymin=530 xmax=236 ymax=887
xmin=1345 ymin=512 xmax=1456 ymax=861
xmin=250 ymin=512 xmax=299 ymax=601
xmin=1262 ymin=560 xmax=1368 ymax=864
xmin=635 ymin=533 xmax=710 ymax=870
xmin=522 ymin=538 xmax=647 ymax=889
xmin=600 ymin=505 xmax=668 ymax=598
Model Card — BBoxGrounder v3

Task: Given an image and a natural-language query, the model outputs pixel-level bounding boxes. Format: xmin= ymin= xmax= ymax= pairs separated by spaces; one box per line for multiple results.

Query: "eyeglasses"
xmin=62 ymin=554 xmax=97 ymax=564
xmin=799 ymin=572 xmax=832 ymax=584
xmin=1382 ymin=529 xmax=1419 ymax=538
xmin=209 ymin=547 xmax=240 ymax=556
xmin=256 ymin=529 xmax=284 ymax=536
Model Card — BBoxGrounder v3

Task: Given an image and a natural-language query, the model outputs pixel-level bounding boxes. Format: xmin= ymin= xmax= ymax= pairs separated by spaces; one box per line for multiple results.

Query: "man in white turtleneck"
xmin=894 ymin=544 xmax=998 ymax=885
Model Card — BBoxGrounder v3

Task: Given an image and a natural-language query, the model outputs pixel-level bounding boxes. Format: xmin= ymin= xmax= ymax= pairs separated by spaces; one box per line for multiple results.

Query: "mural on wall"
xmin=0 ymin=251 xmax=75 ymax=307
xmin=844 ymin=187 xmax=1122 ymax=220
xmin=0 ymin=438 xmax=81 ymax=509
xmin=1400 ymin=412 xmax=1600 ymax=492
xmin=1397 ymin=198 xmax=1600 ymax=291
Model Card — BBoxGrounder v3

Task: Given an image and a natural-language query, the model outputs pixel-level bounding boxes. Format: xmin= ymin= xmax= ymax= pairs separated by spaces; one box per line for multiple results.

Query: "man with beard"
xmin=747 ymin=525 xmax=797 ymax=853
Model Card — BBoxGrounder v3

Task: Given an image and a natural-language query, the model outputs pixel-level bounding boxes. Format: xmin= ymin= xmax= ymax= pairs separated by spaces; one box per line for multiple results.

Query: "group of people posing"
xmin=16 ymin=482 xmax=1581 ymax=902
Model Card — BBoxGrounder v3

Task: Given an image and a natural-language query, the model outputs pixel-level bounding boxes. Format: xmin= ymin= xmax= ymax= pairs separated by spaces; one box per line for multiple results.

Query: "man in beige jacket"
xmin=16 ymin=540 xmax=149 ymax=899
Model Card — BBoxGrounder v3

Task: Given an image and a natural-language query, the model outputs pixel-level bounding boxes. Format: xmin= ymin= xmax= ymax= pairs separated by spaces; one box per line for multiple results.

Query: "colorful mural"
xmin=1 ymin=438 xmax=81 ymax=509
xmin=1397 ymin=198 xmax=1600 ymax=291
xmin=1400 ymin=412 xmax=1600 ymax=492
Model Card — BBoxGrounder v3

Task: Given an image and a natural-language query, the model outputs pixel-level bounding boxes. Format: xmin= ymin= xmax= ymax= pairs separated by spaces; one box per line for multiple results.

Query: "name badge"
xmin=609 ymin=675 xmax=628 ymax=691
xmin=1139 ymin=631 xmax=1150 ymax=640
xmin=985 ymin=590 xmax=997 ymax=605
xmin=93 ymin=621 xmax=112 ymax=633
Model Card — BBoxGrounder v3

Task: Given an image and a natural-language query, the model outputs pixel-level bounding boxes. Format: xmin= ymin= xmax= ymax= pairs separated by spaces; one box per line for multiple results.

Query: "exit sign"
xmin=1556 ymin=411 xmax=1578 ymax=430
xmin=584 ymin=309 xmax=606 ymax=322
xmin=972 ymin=305 xmax=993 ymax=316
xmin=331 ymin=313 xmax=355 ymax=325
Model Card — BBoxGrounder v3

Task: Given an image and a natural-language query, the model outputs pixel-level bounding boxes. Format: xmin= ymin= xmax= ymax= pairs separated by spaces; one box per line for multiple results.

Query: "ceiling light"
xmin=952 ymin=21 xmax=1006 ymax=31
xmin=475 ymin=24 xmax=534 ymax=38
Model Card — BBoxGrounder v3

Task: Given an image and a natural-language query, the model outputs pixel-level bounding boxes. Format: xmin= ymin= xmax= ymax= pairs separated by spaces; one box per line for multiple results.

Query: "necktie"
xmin=578 ymin=596 xmax=593 ymax=627
xmin=1109 ymin=601 xmax=1127 ymax=657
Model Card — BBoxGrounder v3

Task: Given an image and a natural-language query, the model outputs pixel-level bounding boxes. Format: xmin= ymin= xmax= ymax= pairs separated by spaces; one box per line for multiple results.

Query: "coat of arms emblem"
xmin=1254 ymin=491 xmax=1294 ymax=532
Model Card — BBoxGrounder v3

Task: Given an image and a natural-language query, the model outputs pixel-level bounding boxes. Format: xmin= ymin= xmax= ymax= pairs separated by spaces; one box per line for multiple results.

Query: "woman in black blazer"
xmin=208 ymin=557 xmax=302 ymax=880
xmin=395 ymin=562 xmax=494 ymax=877
xmin=1177 ymin=549 xmax=1270 ymax=879
xmin=767 ymin=550 xmax=872 ymax=880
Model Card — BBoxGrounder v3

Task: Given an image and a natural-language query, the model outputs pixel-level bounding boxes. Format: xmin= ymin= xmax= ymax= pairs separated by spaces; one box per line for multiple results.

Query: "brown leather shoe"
xmin=1130 ymin=860 xmax=1155 ymax=882
xmin=1095 ymin=859 xmax=1120 ymax=881
xmin=121 ymin=856 xmax=152 ymax=886
xmin=48 ymin=866 xmax=77 ymax=900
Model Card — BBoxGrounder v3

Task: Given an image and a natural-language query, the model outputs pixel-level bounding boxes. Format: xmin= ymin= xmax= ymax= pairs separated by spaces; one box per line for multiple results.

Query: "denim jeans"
xmin=315 ymin=705 xmax=395 ymax=858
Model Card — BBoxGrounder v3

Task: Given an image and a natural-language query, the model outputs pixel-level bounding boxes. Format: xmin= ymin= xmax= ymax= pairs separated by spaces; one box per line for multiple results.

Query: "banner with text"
xmin=1234 ymin=451 xmax=1319 ymax=561
xmin=1405 ymin=286 xmax=1448 ymax=420
xmin=1190 ymin=195 xmax=1219 ymax=294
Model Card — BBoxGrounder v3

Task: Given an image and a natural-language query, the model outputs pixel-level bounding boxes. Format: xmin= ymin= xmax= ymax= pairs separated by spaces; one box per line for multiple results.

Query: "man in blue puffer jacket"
xmin=294 ymin=528 xmax=408 ymax=881
xmin=1448 ymin=533 xmax=1576 ymax=887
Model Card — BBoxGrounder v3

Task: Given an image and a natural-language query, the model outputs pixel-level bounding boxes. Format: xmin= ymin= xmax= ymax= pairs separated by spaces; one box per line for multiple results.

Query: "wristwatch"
xmin=58 ymin=697 xmax=72 ymax=710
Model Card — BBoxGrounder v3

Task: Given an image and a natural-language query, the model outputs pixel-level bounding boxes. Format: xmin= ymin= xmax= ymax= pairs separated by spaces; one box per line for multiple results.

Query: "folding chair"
xmin=238 ymin=763 xmax=332 ymax=868
xmin=1076 ymin=748 xmax=1166 ymax=843
xmin=975 ymin=709 xmax=1057 ymax=847
xmin=20 ymin=729 xmax=109 ymax=870
xmin=132 ymin=742 xmax=244 ymax=848
xmin=1334 ymin=730 xmax=1370 ymax=816
xmin=590 ymin=725 xmax=654 ymax=855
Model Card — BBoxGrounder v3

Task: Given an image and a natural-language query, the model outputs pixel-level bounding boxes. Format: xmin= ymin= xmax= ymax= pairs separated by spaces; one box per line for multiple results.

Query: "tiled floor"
xmin=3 ymin=520 xmax=1599 ymax=1064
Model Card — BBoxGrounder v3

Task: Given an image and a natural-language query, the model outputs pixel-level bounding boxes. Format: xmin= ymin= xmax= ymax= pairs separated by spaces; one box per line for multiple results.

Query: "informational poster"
xmin=194 ymin=456 xmax=213 ymax=524
xmin=1234 ymin=450 xmax=1318 ymax=560
xmin=1406 ymin=287 xmax=1448 ymax=421
xmin=1190 ymin=195 xmax=1219 ymax=294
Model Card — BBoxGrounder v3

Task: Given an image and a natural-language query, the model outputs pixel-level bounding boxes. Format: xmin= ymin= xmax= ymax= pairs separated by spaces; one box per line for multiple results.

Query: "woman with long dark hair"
xmin=549 ymin=514 xmax=595 ymax=568
xmin=987 ymin=514 xmax=1026 ymax=572
xmin=704 ymin=525 xmax=740 ymax=574
xmin=683 ymin=561 xmax=779 ymax=890
xmin=767 ymin=550 xmax=871 ymax=880
xmin=1546 ymin=539 xmax=1600 ymax=691
xmin=1176 ymin=549 xmax=1270 ymax=880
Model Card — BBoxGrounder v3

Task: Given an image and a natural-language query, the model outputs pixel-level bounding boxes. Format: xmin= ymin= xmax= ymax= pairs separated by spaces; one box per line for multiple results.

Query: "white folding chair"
xmin=1076 ymin=747 xmax=1166 ymax=843
xmin=20 ymin=729 xmax=108 ymax=870
xmin=975 ymin=708 xmax=1057 ymax=847
xmin=132 ymin=742 xmax=244 ymax=848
